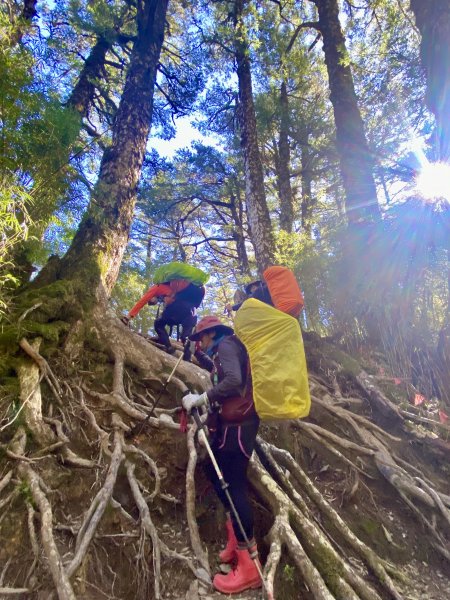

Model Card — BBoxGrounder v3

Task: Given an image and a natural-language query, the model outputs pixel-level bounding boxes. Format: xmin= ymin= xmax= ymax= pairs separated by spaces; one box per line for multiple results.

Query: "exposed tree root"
xmin=266 ymin=442 xmax=404 ymax=599
xmin=67 ymin=420 xmax=124 ymax=578
xmin=252 ymin=445 xmax=384 ymax=600
xmin=355 ymin=371 xmax=402 ymax=423
xmin=2 ymin=310 xmax=449 ymax=599
xmin=306 ymin=380 xmax=450 ymax=560
xmin=185 ymin=423 xmax=211 ymax=578
xmin=25 ymin=503 xmax=39 ymax=584
xmin=10 ymin=428 xmax=76 ymax=600
xmin=127 ymin=459 xmax=204 ymax=598
xmin=19 ymin=337 xmax=63 ymax=404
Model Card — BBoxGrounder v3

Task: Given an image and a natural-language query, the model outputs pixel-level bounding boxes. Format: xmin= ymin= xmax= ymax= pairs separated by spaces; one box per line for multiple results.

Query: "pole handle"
xmin=191 ymin=407 xmax=204 ymax=430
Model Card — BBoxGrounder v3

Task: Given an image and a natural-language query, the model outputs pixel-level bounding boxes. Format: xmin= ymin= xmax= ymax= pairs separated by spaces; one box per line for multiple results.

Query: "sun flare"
xmin=415 ymin=161 xmax=450 ymax=203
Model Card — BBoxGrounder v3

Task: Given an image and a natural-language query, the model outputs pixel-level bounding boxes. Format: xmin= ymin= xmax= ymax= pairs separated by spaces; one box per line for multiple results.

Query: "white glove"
xmin=182 ymin=392 xmax=208 ymax=413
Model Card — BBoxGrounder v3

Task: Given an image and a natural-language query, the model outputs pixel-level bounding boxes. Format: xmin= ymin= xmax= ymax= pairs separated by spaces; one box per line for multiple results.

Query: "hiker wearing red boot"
xmin=183 ymin=316 xmax=262 ymax=594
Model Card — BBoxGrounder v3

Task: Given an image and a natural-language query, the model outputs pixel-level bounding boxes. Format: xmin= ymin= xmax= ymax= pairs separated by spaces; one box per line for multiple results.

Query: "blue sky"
xmin=148 ymin=116 xmax=221 ymax=158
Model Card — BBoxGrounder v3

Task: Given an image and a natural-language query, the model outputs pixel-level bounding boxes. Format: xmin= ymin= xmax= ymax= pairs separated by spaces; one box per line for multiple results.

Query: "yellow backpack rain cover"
xmin=234 ymin=298 xmax=311 ymax=420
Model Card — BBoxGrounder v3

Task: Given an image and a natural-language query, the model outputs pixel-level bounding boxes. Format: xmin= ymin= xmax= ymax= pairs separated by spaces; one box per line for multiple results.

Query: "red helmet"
xmin=189 ymin=315 xmax=234 ymax=341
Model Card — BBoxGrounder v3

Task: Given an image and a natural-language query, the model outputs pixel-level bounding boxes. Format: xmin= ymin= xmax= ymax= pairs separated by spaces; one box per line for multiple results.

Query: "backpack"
xmin=263 ymin=266 xmax=304 ymax=318
xmin=175 ymin=282 xmax=205 ymax=308
xmin=153 ymin=261 xmax=209 ymax=286
xmin=234 ymin=298 xmax=310 ymax=420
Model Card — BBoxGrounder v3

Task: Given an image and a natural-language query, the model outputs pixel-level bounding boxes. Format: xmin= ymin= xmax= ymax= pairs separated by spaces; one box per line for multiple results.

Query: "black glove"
xmin=121 ymin=315 xmax=131 ymax=326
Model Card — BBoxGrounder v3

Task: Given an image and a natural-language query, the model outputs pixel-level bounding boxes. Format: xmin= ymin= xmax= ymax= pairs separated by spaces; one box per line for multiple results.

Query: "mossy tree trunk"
xmin=36 ymin=0 xmax=169 ymax=302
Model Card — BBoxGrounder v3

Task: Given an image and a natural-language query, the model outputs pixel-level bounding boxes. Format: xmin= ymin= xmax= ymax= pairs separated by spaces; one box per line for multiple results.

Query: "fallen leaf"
xmin=439 ymin=410 xmax=448 ymax=423
xmin=414 ymin=394 xmax=426 ymax=406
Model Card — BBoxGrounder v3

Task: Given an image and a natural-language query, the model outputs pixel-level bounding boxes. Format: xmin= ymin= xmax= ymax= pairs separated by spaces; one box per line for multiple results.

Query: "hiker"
xmin=225 ymin=280 xmax=273 ymax=315
xmin=182 ymin=316 xmax=262 ymax=594
xmin=121 ymin=279 xmax=200 ymax=361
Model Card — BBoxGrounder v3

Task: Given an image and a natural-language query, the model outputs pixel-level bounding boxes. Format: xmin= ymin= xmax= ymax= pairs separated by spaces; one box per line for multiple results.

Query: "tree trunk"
xmin=233 ymin=0 xmax=275 ymax=273
xmin=10 ymin=0 xmax=38 ymax=45
xmin=145 ymin=231 xmax=153 ymax=281
xmin=410 ymin=1 xmax=450 ymax=397
xmin=66 ymin=36 xmax=111 ymax=119
xmin=313 ymin=0 xmax=380 ymax=226
xmin=276 ymin=81 xmax=294 ymax=233
xmin=300 ymin=129 xmax=315 ymax=234
xmin=37 ymin=0 xmax=169 ymax=299
xmin=230 ymin=190 xmax=251 ymax=275
xmin=410 ymin=0 xmax=450 ymax=162
xmin=9 ymin=34 xmax=114 ymax=285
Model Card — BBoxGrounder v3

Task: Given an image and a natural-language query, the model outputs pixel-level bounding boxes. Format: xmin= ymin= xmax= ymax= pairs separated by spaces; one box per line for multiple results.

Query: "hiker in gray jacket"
xmin=182 ymin=315 xmax=262 ymax=594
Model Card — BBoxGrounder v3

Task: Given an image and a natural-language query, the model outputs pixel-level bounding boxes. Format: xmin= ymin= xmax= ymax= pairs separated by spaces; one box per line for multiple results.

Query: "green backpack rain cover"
xmin=153 ymin=262 xmax=210 ymax=286
xmin=234 ymin=298 xmax=310 ymax=420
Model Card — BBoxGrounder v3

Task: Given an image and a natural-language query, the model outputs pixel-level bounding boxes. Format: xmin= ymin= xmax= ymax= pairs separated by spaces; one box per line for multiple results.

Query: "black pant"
xmin=154 ymin=300 xmax=197 ymax=355
xmin=204 ymin=419 xmax=259 ymax=542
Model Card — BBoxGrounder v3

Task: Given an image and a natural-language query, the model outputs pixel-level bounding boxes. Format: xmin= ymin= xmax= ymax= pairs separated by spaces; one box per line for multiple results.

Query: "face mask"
xmin=206 ymin=333 xmax=226 ymax=356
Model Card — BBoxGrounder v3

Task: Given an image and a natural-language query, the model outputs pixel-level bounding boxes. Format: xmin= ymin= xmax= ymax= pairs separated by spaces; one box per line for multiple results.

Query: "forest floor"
xmin=1 ymin=320 xmax=449 ymax=600
xmin=72 ymin=411 xmax=448 ymax=600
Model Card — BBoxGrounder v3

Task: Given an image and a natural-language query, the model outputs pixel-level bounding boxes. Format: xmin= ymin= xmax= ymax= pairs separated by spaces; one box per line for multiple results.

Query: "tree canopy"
xmin=0 ymin=1 xmax=449 ymax=598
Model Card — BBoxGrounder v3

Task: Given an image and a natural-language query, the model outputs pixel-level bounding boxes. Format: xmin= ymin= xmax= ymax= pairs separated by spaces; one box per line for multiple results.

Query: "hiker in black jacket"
xmin=225 ymin=280 xmax=273 ymax=315
xmin=182 ymin=316 xmax=262 ymax=594
xmin=121 ymin=279 xmax=204 ymax=360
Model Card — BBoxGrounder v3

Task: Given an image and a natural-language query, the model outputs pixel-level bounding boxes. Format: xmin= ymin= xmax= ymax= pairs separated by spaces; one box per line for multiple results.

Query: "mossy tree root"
xmin=252 ymin=445 xmax=383 ymax=600
xmin=267 ymin=442 xmax=404 ymax=600
xmin=307 ymin=378 xmax=450 ymax=565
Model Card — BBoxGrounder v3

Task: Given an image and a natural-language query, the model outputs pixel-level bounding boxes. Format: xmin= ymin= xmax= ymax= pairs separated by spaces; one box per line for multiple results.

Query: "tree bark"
xmin=276 ymin=81 xmax=294 ymax=233
xmin=10 ymin=0 xmax=38 ymax=45
xmin=66 ymin=36 xmax=111 ymax=119
xmin=233 ymin=0 xmax=275 ymax=272
xmin=230 ymin=190 xmax=251 ymax=275
xmin=300 ymin=129 xmax=315 ymax=234
xmin=410 ymin=1 xmax=450 ymax=403
xmin=410 ymin=0 xmax=450 ymax=162
xmin=39 ymin=0 xmax=169 ymax=298
xmin=313 ymin=0 xmax=380 ymax=226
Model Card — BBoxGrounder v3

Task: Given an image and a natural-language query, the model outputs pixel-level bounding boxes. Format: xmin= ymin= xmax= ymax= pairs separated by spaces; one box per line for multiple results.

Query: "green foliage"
xmin=0 ymin=37 xmax=79 ymax=206
xmin=0 ymin=0 xmax=447 ymax=411
xmin=0 ymin=15 xmax=80 ymax=297
xmin=0 ymin=183 xmax=32 ymax=313
xmin=275 ymin=229 xmax=339 ymax=334
xmin=111 ymin=268 xmax=157 ymax=334
xmin=282 ymin=563 xmax=295 ymax=582
xmin=17 ymin=480 xmax=34 ymax=506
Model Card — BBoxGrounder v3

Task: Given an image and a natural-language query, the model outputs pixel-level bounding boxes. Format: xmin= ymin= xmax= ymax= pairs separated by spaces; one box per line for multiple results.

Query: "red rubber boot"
xmin=219 ymin=518 xmax=238 ymax=564
xmin=213 ymin=543 xmax=262 ymax=594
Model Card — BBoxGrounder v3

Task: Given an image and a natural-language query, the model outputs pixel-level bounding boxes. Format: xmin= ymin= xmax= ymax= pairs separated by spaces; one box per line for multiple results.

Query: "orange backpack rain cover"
xmin=263 ymin=266 xmax=304 ymax=318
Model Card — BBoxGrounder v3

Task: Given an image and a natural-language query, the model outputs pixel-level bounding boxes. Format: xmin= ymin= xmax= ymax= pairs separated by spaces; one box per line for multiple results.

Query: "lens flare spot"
xmin=415 ymin=162 xmax=450 ymax=203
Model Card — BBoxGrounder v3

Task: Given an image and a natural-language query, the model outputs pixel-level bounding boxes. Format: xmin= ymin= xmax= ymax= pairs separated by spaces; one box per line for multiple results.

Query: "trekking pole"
xmin=190 ymin=407 xmax=269 ymax=597
xmin=126 ymin=339 xmax=190 ymax=440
